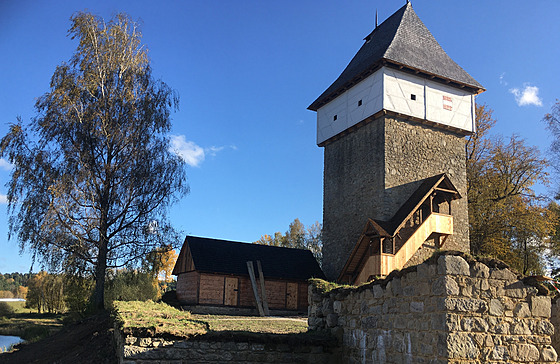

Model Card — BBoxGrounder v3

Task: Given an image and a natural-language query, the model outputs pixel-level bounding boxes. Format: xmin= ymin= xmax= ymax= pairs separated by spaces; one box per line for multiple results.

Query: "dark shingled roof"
xmin=177 ymin=236 xmax=325 ymax=281
xmin=309 ymin=3 xmax=484 ymax=111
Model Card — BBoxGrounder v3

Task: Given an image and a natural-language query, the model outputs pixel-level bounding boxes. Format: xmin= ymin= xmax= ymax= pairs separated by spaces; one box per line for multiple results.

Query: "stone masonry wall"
xmin=384 ymin=116 xmax=469 ymax=264
xmin=322 ymin=116 xmax=385 ymax=280
xmin=322 ymin=115 xmax=469 ymax=281
xmin=309 ymin=253 xmax=558 ymax=363
xmin=114 ymin=329 xmax=341 ymax=364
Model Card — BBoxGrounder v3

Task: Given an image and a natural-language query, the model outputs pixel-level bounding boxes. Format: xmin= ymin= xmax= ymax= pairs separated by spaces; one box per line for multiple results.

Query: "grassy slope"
xmin=113 ymin=301 xmax=310 ymax=337
xmin=0 ymin=301 xmax=64 ymax=342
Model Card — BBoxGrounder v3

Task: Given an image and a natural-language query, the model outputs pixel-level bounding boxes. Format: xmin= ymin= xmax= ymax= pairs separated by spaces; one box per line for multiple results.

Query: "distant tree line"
xmin=0 ymin=247 xmax=177 ymax=314
xmin=0 ymin=272 xmax=30 ymax=299
xmin=254 ymin=219 xmax=323 ymax=265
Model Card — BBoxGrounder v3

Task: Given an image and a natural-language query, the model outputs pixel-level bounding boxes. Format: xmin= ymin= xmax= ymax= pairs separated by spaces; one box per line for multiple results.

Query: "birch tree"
xmin=1 ymin=12 xmax=187 ymax=310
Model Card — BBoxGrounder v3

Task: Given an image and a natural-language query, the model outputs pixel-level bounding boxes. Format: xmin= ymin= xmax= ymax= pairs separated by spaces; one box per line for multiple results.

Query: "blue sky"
xmin=0 ymin=1 xmax=558 ymax=273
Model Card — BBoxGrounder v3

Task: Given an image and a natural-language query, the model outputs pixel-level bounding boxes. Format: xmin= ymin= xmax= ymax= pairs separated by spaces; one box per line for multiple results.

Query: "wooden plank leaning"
xmin=246 ymin=261 xmax=265 ymax=316
xmin=256 ymin=260 xmax=270 ymax=316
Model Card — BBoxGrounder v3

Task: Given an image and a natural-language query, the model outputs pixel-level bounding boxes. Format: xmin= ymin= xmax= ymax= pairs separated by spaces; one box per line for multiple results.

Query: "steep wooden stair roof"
xmin=374 ymin=173 xmax=460 ymax=236
xmin=338 ymin=173 xmax=460 ymax=283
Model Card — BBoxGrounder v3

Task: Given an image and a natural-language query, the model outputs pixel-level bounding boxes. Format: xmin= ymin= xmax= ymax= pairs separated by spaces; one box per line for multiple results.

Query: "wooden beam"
xmin=256 ymin=260 xmax=270 ymax=316
xmin=435 ymin=187 xmax=459 ymax=195
xmin=246 ymin=261 xmax=265 ymax=316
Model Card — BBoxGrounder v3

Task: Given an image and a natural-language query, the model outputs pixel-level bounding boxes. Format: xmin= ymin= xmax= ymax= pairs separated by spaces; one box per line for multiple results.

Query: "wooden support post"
xmin=256 ymin=260 xmax=270 ymax=316
xmin=430 ymin=194 xmax=434 ymax=213
xmin=247 ymin=261 xmax=265 ymax=316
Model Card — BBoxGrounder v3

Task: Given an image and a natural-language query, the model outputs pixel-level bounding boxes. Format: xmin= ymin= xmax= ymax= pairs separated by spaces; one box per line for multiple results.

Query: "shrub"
xmin=104 ymin=270 xmax=159 ymax=306
xmin=0 ymin=301 xmax=15 ymax=316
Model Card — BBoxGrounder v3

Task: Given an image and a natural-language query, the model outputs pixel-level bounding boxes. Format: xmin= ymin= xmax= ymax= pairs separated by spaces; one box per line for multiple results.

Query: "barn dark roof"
xmin=174 ymin=236 xmax=325 ymax=281
xmin=309 ymin=3 xmax=484 ymax=111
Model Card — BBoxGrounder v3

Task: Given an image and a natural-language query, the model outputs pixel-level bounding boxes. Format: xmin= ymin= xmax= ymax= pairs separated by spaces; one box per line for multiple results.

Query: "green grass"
xmin=113 ymin=301 xmax=310 ymax=339
xmin=192 ymin=314 xmax=307 ymax=334
xmin=112 ymin=300 xmax=208 ymax=338
xmin=1 ymin=301 xmax=34 ymax=314
xmin=309 ymin=278 xmax=353 ymax=294
xmin=0 ymin=313 xmax=64 ymax=342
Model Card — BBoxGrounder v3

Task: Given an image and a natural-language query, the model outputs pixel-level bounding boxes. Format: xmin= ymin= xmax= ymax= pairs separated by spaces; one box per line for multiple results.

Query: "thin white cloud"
xmin=206 ymin=146 xmax=224 ymax=157
xmin=499 ymin=72 xmax=508 ymax=86
xmin=0 ymin=158 xmax=13 ymax=171
xmin=169 ymin=135 xmax=237 ymax=167
xmin=509 ymin=85 xmax=543 ymax=107
xmin=0 ymin=194 xmax=8 ymax=204
xmin=170 ymin=135 xmax=205 ymax=167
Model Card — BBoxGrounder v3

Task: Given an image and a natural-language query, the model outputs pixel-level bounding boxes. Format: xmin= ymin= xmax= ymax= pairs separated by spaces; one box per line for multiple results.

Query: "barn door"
xmin=286 ymin=282 xmax=298 ymax=310
xmin=224 ymin=277 xmax=239 ymax=306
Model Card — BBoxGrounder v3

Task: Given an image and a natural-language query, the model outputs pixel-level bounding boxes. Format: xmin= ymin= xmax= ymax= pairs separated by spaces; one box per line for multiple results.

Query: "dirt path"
xmin=0 ymin=312 xmax=116 ymax=364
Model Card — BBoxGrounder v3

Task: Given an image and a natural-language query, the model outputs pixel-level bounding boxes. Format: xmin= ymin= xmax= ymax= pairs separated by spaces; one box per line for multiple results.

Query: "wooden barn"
xmin=172 ymin=236 xmax=325 ymax=313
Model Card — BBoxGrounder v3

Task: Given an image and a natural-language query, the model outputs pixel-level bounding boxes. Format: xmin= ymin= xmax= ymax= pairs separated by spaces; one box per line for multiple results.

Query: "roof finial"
xmin=375 ymin=9 xmax=378 ymax=28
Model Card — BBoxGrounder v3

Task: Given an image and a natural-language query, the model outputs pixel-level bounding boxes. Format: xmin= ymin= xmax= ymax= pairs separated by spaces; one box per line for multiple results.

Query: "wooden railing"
xmin=354 ymin=213 xmax=453 ymax=282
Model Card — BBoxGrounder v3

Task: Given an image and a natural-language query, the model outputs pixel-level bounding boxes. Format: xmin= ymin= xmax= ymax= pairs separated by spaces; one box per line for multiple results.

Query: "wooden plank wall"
xmin=239 ymin=276 xmax=256 ymax=307
xmin=265 ymin=281 xmax=287 ymax=309
xmin=179 ymin=272 xmax=309 ymax=310
xmin=297 ymin=282 xmax=308 ymax=310
xmin=199 ymin=274 xmax=225 ymax=305
xmin=176 ymin=271 xmax=199 ymax=304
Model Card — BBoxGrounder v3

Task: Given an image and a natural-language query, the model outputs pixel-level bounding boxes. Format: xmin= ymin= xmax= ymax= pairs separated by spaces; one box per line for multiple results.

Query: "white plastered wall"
xmin=383 ymin=67 xmax=474 ymax=132
xmin=316 ymin=67 xmax=475 ymax=145
xmin=316 ymin=71 xmax=383 ymax=145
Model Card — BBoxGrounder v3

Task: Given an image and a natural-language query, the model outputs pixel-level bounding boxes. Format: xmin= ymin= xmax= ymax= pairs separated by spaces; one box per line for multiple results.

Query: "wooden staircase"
xmin=338 ymin=174 xmax=461 ymax=285
xmin=353 ymin=213 xmax=453 ymax=284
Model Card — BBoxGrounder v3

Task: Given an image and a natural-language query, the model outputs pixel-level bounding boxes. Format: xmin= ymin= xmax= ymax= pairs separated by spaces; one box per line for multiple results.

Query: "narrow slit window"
xmin=333 ymin=115 xmax=337 ymax=121
xmin=411 ymin=94 xmax=416 ymax=101
xmin=358 ymin=100 xmax=363 ymax=106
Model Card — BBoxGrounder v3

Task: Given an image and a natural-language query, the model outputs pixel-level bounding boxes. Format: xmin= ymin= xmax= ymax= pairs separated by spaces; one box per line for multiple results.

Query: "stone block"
xmin=490 ymin=346 xmax=509 ymax=361
xmin=372 ymin=284 xmax=384 ymax=298
xmin=447 ymin=298 xmax=487 ymax=313
xmin=513 ymin=302 xmax=531 ymax=318
xmin=511 ymin=321 xmax=531 ymax=335
xmin=437 ymin=255 xmax=470 ymax=276
xmin=490 ymin=268 xmax=518 ymax=281
xmin=417 ymin=262 xmax=436 ymax=278
xmin=536 ymin=320 xmax=555 ymax=335
xmin=333 ymin=300 xmax=342 ymax=314
xmin=326 ymin=313 xmax=339 ymax=328
xmin=512 ymin=343 xmax=539 ymax=362
xmin=531 ymin=295 xmax=551 ymax=317
xmin=432 ymin=276 xmax=460 ymax=296
xmin=489 ymin=298 xmax=504 ymax=316
xmin=446 ymin=333 xmax=480 ymax=359
xmin=403 ymin=285 xmax=415 ymax=296
xmin=123 ymin=345 xmax=149 ymax=359
xmin=410 ymin=301 xmax=424 ymax=313
xmin=361 ymin=316 xmax=378 ymax=329
xmin=138 ymin=337 xmax=152 ymax=347
xmin=470 ymin=262 xmax=490 ymax=278
xmin=541 ymin=345 xmax=558 ymax=362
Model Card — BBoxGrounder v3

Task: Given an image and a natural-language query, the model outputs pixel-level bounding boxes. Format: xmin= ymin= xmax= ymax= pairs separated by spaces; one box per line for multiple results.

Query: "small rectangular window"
xmin=411 ymin=94 xmax=416 ymax=101
xmin=358 ymin=100 xmax=363 ymax=106
xmin=333 ymin=115 xmax=337 ymax=121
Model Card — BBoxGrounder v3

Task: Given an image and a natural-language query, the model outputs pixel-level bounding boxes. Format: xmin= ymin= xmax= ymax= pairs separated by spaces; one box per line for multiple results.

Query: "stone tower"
xmin=309 ymin=4 xmax=485 ymax=281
